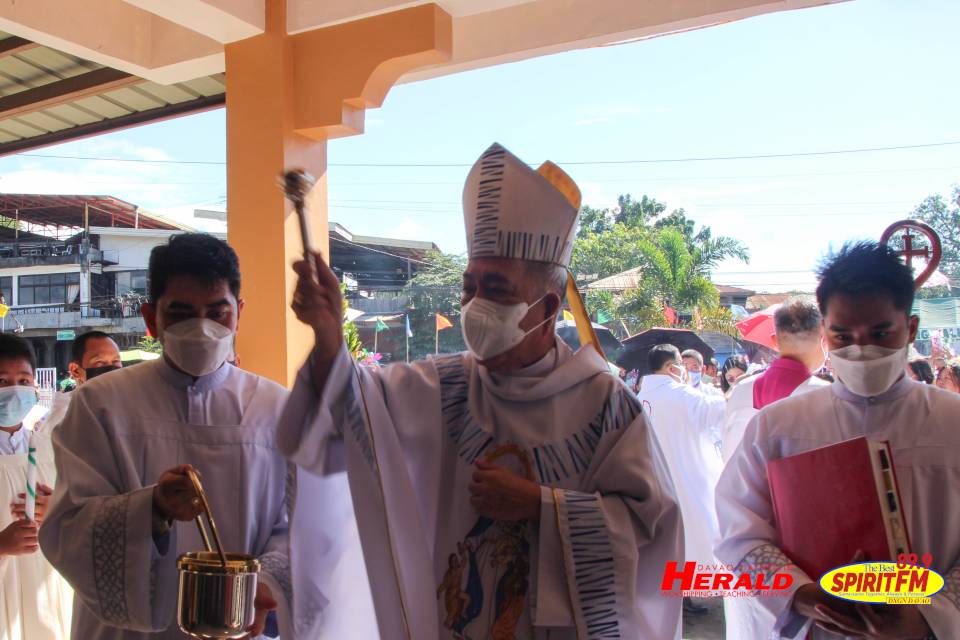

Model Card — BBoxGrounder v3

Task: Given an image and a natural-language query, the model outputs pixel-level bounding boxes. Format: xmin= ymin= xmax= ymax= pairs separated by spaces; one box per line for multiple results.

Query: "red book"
xmin=767 ymin=436 xmax=911 ymax=580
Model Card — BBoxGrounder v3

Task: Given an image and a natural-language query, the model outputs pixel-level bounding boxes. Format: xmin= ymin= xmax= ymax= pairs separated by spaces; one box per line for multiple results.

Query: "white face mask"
xmin=829 ymin=344 xmax=908 ymax=397
xmin=0 ymin=386 xmax=38 ymax=427
xmin=461 ymin=296 xmax=550 ymax=361
xmin=159 ymin=318 xmax=235 ymax=377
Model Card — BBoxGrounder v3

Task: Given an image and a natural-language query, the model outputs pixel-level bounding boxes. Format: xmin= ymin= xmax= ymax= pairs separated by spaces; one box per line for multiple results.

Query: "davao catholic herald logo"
xmin=820 ymin=555 xmax=945 ymax=605
xmin=660 ymin=561 xmax=795 ymax=598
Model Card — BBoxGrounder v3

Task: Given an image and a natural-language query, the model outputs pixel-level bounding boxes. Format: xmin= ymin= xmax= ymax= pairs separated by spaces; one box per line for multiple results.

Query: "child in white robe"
xmin=0 ymin=334 xmax=72 ymax=640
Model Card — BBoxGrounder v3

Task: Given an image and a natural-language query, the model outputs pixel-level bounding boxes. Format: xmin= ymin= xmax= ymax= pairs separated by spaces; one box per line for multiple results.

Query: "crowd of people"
xmin=0 ymin=143 xmax=956 ymax=640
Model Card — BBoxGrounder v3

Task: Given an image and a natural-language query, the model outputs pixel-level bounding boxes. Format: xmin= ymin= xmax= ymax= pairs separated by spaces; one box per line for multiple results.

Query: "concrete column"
xmin=225 ymin=0 xmax=450 ymax=385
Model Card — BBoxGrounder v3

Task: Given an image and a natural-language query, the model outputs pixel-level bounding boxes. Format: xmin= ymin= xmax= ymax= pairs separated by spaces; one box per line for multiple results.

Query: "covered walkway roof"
xmin=0 ymin=193 xmax=188 ymax=232
xmin=0 ymin=1 xmax=843 ymax=154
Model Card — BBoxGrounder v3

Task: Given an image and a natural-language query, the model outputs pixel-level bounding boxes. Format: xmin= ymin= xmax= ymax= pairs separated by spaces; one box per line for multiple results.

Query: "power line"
xmin=329 ymin=165 xmax=960 ymax=186
xmin=12 ymin=138 xmax=960 ymax=167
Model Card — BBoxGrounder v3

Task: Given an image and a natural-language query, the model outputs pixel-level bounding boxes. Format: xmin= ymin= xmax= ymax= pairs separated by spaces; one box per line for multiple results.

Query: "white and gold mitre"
xmin=462 ymin=143 xmax=581 ymax=267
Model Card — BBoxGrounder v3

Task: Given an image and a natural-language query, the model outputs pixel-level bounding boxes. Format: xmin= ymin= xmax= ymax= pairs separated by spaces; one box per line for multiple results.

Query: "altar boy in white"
xmin=715 ymin=241 xmax=960 ymax=639
xmin=279 ymin=143 xmax=684 ymax=640
xmin=40 ymin=234 xmax=298 ymax=639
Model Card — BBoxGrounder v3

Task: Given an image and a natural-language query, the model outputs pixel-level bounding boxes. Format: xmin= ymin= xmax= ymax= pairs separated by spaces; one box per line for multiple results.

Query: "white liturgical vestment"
xmin=39 ymin=360 xmax=299 ymax=640
xmin=715 ymin=376 xmax=960 ymax=639
xmin=278 ymin=339 xmax=684 ymax=640
xmin=637 ymin=374 xmax=726 ymax=568
xmin=0 ymin=429 xmax=73 ymax=639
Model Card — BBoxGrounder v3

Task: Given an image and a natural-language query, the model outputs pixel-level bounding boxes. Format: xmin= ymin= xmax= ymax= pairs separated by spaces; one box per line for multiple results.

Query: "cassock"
xmin=637 ymin=374 xmax=725 ymax=567
xmin=39 ymin=359 xmax=301 ymax=640
xmin=0 ymin=428 xmax=73 ymax=639
xmin=715 ymin=377 xmax=960 ymax=639
xmin=280 ymin=339 xmax=683 ymax=639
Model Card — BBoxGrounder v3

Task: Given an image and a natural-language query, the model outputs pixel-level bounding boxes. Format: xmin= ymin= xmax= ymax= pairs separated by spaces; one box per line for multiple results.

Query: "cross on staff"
xmin=880 ymin=219 xmax=943 ymax=290
xmin=896 ymin=230 xmax=930 ymax=270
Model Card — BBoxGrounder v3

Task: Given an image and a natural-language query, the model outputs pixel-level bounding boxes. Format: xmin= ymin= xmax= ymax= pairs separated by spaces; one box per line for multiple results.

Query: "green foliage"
xmin=571 ymin=193 xmax=750 ymax=333
xmin=571 ymin=224 xmax=648 ymax=279
xmin=913 ymin=185 xmax=960 ymax=283
xmin=341 ymin=283 xmax=364 ymax=359
xmin=694 ymin=305 xmax=740 ymax=337
xmin=137 ymin=335 xmax=162 ymax=353
xmin=403 ymin=250 xmax=467 ymax=359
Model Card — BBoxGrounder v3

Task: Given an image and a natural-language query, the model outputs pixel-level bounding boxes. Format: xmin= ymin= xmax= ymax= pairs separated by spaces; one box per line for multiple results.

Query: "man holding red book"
xmin=715 ymin=241 xmax=959 ymax=639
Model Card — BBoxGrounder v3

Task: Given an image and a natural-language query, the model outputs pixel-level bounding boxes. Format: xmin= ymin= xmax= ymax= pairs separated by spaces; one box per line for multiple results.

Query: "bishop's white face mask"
xmin=461 ymin=296 xmax=550 ymax=361
xmin=0 ymin=386 xmax=38 ymax=427
xmin=829 ymin=344 xmax=907 ymax=397
xmin=159 ymin=318 xmax=235 ymax=377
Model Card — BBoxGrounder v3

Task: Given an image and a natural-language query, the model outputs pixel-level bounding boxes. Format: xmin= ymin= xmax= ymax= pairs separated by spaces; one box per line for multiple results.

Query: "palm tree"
xmin=636 ymin=227 xmax=719 ymax=311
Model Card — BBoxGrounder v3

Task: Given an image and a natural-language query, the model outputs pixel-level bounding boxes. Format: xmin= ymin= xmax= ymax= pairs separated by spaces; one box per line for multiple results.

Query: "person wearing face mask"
xmin=279 ymin=143 xmax=683 ymax=639
xmin=681 ymin=349 xmax=723 ymax=397
xmin=637 ymin=343 xmax=726 ymax=613
xmin=715 ymin=241 xmax=960 ymax=640
xmin=40 ymin=234 xmax=302 ymax=640
xmin=0 ymin=334 xmax=72 ymax=639
xmin=37 ymin=331 xmax=123 ymax=434
xmin=721 ymin=298 xmax=829 ymax=465
xmin=718 ymin=297 xmax=829 ymax=640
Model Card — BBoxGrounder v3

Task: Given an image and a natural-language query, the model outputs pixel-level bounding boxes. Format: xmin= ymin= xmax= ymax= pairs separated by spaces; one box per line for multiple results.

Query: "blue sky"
xmin=1 ymin=0 xmax=958 ymax=292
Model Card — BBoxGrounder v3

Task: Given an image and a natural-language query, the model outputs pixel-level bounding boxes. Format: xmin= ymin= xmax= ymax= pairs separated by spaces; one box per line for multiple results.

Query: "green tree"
xmin=576 ymin=195 xmax=672 ymax=238
xmin=137 ymin=335 xmax=162 ymax=353
xmin=571 ymin=224 xmax=648 ymax=279
xmin=913 ymin=185 xmax=960 ymax=282
xmin=403 ymin=250 xmax=467 ymax=359
xmin=636 ymin=227 xmax=720 ymax=312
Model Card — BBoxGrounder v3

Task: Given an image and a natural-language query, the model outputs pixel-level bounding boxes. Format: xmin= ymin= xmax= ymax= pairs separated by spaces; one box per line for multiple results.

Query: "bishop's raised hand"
xmin=291 ymin=251 xmax=344 ymax=390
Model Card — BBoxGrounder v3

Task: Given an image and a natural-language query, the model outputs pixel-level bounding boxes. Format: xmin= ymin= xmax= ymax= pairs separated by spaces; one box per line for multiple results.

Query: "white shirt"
xmin=722 ymin=373 xmax=828 ymax=463
xmin=0 ymin=424 xmax=27 ymax=454
xmin=715 ymin=377 xmax=960 ymax=639
xmin=637 ymin=374 xmax=726 ymax=566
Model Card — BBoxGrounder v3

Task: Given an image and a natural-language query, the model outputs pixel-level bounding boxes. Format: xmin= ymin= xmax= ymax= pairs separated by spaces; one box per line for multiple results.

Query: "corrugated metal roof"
xmin=0 ymin=31 xmax=225 ymax=156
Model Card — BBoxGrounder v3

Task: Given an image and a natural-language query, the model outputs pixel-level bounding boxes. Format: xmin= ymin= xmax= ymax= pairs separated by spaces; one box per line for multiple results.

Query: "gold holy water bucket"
xmin=177 ymin=470 xmax=260 ymax=639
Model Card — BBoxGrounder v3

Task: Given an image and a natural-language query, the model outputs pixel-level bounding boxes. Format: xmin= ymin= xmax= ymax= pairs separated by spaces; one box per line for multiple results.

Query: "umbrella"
xmin=555 ymin=320 xmax=623 ymax=359
xmin=615 ymin=328 xmax=714 ymax=375
xmin=736 ymin=304 xmax=781 ymax=351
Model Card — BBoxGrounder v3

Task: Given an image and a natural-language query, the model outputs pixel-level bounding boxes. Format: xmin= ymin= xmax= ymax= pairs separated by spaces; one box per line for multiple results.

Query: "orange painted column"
xmin=225 ymin=1 xmax=451 ymax=385
xmin=225 ymin=0 xmax=325 ymax=386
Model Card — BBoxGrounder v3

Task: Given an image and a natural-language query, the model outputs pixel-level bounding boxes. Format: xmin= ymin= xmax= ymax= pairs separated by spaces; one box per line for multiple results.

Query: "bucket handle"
xmin=186 ymin=468 xmax=228 ymax=568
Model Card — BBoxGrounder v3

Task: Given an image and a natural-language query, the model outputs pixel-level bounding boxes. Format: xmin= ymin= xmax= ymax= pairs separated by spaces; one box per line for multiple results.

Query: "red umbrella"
xmin=736 ymin=304 xmax=781 ymax=351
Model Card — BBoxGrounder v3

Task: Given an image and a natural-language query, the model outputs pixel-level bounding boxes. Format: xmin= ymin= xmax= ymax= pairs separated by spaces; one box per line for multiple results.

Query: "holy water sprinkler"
xmin=281 ymin=169 xmax=317 ymax=257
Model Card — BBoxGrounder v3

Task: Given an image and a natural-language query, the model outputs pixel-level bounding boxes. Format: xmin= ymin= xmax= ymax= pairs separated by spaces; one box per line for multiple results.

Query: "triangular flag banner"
xmin=435 ymin=314 xmax=453 ymax=331
xmin=596 ymin=309 xmax=612 ymax=323
xmin=0 ymin=303 xmax=8 ymax=319
xmin=405 ymin=315 xmax=413 ymax=338
xmin=562 ymin=309 xmax=575 ymax=322
xmin=375 ymin=318 xmax=389 ymax=333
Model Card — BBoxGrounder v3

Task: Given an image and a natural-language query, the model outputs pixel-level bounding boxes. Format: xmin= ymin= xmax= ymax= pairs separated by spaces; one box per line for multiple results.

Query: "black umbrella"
xmin=555 ymin=320 xmax=623 ymax=360
xmin=615 ymin=327 xmax=715 ymax=375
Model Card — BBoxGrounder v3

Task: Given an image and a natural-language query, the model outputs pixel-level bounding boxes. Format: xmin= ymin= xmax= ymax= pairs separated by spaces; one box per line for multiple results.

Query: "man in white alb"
xmin=41 ymin=234 xmax=311 ymax=639
xmin=715 ymin=241 xmax=960 ymax=639
xmin=279 ymin=143 xmax=684 ymax=639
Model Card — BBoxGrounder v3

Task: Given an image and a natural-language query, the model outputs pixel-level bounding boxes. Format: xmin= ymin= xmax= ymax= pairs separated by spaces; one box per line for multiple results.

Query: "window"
xmin=18 ymin=273 xmax=80 ymax=306
xmin=0 ymin=277 xmax=10 ymax=306
xmin=116 ymin=270 xmax=148 ymax=296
